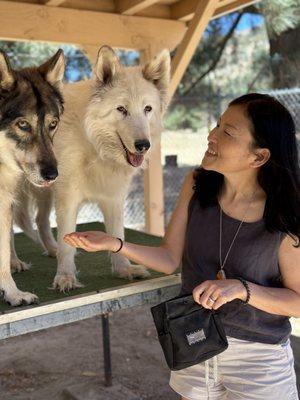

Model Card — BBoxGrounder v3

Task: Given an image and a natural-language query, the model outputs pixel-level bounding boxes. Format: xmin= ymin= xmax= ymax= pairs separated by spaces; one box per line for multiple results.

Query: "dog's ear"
xmin=95 ymin=46 xmax=121 ymax=86
xmin=0 ymin=51 xmax=15 ymax=91
xmin=38 ymin=49 xmax=65 ymax=91
xmin=142 ymin=49 xmax=171 ymax=111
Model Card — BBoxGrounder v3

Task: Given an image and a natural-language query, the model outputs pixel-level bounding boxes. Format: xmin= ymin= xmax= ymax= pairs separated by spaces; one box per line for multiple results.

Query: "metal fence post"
xmin=101 ymin=313 xmax=112 ymax=386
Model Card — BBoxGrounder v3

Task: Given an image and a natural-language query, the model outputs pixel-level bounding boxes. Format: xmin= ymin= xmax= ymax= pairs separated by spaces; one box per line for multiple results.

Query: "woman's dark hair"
xmin=194 ymin=93 xmax=300 ymax=245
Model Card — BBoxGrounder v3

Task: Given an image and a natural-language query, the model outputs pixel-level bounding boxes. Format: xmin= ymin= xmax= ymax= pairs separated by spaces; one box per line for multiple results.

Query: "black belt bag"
xmin=151 ymin=294 xmax=228 ymax=371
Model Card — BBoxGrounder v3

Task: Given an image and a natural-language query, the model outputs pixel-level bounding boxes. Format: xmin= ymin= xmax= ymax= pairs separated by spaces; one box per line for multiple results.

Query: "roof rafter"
xmin=42 ymin=0 xmax=66 ymax=6
xmin=115 ymin=0 xmax=161 ymax=15
xmin=0 ymin=1 xmax=185 ymax=51
xmin=171 ymin=0 xmax=260 ymax=21
xmin=169 ymin=0 xmax=219 ymax=98
xmin=212 ymin=0 xmax=260 ymax=19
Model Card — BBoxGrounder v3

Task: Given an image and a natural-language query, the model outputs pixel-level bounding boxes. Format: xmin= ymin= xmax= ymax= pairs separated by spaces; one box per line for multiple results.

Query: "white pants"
xmin=169 ymin=337 xmax=298 ymax=400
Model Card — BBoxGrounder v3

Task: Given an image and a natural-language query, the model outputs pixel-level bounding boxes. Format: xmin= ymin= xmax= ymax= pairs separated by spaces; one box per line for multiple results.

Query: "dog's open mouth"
xmin=118 ymin=134 xmax=144 ymax=167
xmin=31 ymin=179 xmax=55 ymax=188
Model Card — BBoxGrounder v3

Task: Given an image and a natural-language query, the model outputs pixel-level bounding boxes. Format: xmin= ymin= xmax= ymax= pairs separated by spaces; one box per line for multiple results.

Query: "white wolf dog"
xmin=21 ymin=46 xmax=170 ymax=292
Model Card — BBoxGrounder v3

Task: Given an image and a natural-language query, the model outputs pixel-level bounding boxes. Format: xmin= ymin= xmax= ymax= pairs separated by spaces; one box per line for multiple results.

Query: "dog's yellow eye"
xmin=49 ymin=119 xmax=58 ymax=130
xmin=17 ymin=120 xmax=31 ymax=131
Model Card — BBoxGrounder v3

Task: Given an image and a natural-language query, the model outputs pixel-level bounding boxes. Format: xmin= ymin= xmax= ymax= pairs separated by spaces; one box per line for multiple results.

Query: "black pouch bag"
xmin=151 ymin=294 xmax=228 ymax=371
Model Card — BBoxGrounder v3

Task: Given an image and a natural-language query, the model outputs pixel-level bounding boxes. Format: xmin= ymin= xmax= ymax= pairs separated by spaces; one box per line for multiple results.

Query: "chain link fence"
xmin=42 ymin=88 xmax=300 ymax=232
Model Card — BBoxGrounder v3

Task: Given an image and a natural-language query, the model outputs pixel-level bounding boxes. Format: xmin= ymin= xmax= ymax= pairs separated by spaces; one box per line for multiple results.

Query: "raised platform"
xmin=0 ymin=223 xmax=181 ymax=339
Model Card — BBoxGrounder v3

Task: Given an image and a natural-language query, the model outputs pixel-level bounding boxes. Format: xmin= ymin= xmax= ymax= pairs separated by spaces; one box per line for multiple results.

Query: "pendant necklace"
xmin=217 ymin=191 xmax=257 ymax=280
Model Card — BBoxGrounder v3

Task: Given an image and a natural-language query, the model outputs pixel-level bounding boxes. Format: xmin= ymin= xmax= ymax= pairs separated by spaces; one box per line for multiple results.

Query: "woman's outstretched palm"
xmin=64 ymin=231 xmax=115 ymax=252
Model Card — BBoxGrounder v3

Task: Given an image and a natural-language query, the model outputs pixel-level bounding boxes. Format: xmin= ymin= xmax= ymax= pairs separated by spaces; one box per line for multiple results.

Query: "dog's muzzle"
xmin=118 ymin=134 xmax=150 ymax=168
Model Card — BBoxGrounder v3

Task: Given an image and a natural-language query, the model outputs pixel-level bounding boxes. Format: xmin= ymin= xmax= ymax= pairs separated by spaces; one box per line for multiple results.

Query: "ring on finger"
xmin=208 ymin=296 xmax=216 ymax=303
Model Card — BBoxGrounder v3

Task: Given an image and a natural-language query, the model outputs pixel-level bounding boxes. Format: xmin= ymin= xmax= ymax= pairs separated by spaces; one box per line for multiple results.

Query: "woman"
xmin=64 ymin=93 xmax=300 ymax=400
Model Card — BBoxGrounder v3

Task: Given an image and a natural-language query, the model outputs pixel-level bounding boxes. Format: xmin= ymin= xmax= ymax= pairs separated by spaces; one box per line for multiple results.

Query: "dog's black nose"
xmin=134 ymin=139 xmax=150 ymax=152
xmin=40 ymin=166 xmax=58 ymax=181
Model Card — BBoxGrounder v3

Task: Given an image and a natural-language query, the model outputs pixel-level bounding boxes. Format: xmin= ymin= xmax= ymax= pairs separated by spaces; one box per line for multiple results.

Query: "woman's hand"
xmin=192 ymin=279 xmax=246 ymax=310
xmin=63 ymin=231 xmax=121 ymax=253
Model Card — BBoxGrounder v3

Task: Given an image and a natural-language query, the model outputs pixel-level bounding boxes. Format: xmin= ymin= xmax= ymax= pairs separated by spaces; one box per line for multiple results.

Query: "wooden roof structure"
xmin=0 ymin=0 xmax=260 ymax=235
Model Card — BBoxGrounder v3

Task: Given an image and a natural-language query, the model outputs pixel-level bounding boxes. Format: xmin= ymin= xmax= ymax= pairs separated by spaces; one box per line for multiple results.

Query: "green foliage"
xmin=0 ymin=40 xmax=92 ymax=81
xmin=258 ymin=0 xmax=300 ymax=37
xmin=164 ymin=105 xmax=206 ymax=131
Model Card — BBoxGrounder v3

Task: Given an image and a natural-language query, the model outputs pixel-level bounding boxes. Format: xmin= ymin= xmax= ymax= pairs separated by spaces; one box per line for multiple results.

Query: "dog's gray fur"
xmin=0 ymin=50 xmax=65 ymax=305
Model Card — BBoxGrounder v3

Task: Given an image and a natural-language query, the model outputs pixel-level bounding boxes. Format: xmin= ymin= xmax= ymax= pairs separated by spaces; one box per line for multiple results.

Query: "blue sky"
xmin=220 ymin=12 xmax=264 ymax=34
xmin=236 ymin=12 xmax=264 ymax=30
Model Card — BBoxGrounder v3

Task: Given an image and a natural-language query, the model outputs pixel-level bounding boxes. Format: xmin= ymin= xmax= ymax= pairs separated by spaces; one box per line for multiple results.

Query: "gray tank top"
xmin=180 ymin=193 xmax=291 ymax=344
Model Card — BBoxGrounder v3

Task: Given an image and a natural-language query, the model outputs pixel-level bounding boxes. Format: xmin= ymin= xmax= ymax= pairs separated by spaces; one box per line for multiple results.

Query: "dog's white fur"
xmin=32 ymin=46 xmax=170 ymax=291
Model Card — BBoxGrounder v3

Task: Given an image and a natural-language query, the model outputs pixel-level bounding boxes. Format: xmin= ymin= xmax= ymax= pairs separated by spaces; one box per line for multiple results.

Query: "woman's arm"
xmin=244 ymin=234 xmax=300 ymax=317
xmin=192 ymin=234 xmax=300 ymax=318
xmin=64 ymin=171 xmax=195 ymax=275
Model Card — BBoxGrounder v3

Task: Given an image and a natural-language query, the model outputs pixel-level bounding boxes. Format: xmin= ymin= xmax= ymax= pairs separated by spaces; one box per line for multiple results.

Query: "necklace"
xmin=217 ymin=192 xmax=256 ymax=280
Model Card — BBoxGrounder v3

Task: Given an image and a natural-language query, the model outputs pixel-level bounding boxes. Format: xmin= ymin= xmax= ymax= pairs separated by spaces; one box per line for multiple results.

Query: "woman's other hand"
xmin=192 ymin=279 xmax=247 ymax=310
xmin=64 ymin=231 xmax=121 ymax=253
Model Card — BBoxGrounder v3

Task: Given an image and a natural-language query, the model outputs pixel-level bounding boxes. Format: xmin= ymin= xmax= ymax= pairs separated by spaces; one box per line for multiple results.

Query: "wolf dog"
xmin=23 ymin=45 xmax=170 ymax=291
xmin=0 ymin=49 xmax=65 ymax=305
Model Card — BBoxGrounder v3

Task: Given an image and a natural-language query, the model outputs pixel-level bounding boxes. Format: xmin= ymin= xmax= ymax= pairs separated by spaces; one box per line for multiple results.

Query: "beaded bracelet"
xmin=112 ymin=238 xmax=123 ymax=253
xmin=237 ymin=277 xmax=251 ymax=304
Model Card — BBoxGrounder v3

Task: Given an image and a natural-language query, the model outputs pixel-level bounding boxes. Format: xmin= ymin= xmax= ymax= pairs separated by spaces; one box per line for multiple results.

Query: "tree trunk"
xmin=268 ymin=25 xmax=300 ymax=89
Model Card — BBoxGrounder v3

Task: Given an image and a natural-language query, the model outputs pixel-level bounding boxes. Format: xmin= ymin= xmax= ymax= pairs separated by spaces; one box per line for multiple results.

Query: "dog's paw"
xmin=4 ymin=289 xmax=38 ymax=307
xmin=115 ymin=265 xmax=151 ymax=280
xmin=43 ymin=242 xmax=57 ymax=258
xmin=43 ymin=244 xmax=57 ymax=258
xmin=10 ymin=258 xmax=30 ymax=274
xmin=52 ymin=274 xmax=84 ymax=292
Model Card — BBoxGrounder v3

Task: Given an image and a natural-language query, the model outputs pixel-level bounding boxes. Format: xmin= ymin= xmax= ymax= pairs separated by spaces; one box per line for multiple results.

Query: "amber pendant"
xmin=217 ymin=269 xmax=226 ymax=280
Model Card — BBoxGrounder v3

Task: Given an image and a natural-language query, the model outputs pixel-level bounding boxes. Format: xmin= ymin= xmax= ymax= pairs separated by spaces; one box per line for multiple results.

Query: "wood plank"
xmin=141 ymin=47 xmax=165 ymax=236
xmin=171 ymin=0 xmax=260 ymax=21
xmin=115 ymin=0 xmax=160 ymax=15
xmin=169 ymin=0 xmax=218 ymax=98
xmin=49 ymin=0 xmax=170 ymax=19
xmin=170 ymin=0 xmax=197 ymax=21
xmin=144 ymin=141 xmax=165 ymax=235
xmin=0 ymin=284 xmax=181 ymax=339
xmin=0 ymin=274 xmax=181 ymax=325
xmin=0 ymin=1 xmax=186 ymax=51
xmin=43 ymin=0 xmax=66 ymax=6
xmin=212 ymin=0 xmax=260 ymax=19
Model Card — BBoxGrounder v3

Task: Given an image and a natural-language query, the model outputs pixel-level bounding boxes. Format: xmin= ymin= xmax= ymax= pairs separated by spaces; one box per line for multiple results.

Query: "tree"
xmin=0 ymin=41 xmax=91 ymax=82
xmin=254 ymin=0 xmax=300 ymax=88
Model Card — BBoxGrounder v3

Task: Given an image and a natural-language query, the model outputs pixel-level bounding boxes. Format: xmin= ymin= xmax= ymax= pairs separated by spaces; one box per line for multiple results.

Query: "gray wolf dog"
xmin=21 ymin=46 xmax=170 ymax=291
xmin=0 ymin=49 xmax=65 ymax=305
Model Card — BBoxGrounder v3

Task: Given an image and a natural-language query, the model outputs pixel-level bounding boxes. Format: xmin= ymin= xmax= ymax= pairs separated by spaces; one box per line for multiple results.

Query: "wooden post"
xmin=142 ymin=1 xmax=219 ymax=236
xmin=141 ymin=47 xmax=165 ymax=236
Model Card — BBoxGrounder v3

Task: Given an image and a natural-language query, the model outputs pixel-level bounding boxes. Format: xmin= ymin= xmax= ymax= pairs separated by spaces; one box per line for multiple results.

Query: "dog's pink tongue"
xmin=128 ymin=152 xmax=144 ymax=167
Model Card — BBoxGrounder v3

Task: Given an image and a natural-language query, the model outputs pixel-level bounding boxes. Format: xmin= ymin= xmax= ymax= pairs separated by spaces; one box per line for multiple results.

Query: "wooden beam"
xmin=54 ymin=0 xmax=170 ymax=19
xmin=171 ymin=0 xmax=260 ymax=21
xmin=115 ymin=0 xmax=160 ymax=15
xmin=0 ymin=1 xmax=186 ymax=51
xmin=143 ymin=141 xmax=165 ymax=236
xmin=212 ymin=0 xmax=260 ymax=19
xmin=43 ymin=0 xmax=66 ymax=6
xmin=141 ymin=48 xmax=165 ymax=236
xmin=169 ymin=0 xmax=218 ymax=98
xmin=170 ymin=0 xmax=197 ymax=21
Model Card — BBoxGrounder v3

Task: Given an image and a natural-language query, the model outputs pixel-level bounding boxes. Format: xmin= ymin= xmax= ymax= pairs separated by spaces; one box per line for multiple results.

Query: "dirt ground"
xmin=0 ymin=305 xmax=299 ymax=400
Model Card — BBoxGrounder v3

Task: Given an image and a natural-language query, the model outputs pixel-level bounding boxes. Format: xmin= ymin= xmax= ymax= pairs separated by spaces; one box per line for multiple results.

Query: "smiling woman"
xmin=64 ymin=93 xmax=300 ymax=400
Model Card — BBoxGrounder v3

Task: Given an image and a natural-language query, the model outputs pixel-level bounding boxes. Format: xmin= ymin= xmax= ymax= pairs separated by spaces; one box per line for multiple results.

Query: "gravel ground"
xmin=0 ymin=305 xmax=177 ymax=400
xmin=0 ymin=305 xmax=299 ymax=400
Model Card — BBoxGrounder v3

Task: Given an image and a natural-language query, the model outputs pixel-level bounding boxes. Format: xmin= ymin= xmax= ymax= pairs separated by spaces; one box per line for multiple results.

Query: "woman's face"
xmin=201 ymin=105 xmax=260 ymax=174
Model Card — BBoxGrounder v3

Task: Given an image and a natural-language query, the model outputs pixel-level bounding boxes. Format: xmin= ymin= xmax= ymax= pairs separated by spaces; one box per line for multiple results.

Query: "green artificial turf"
xmin=1 ymin=222 xmax=163 ymax=312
